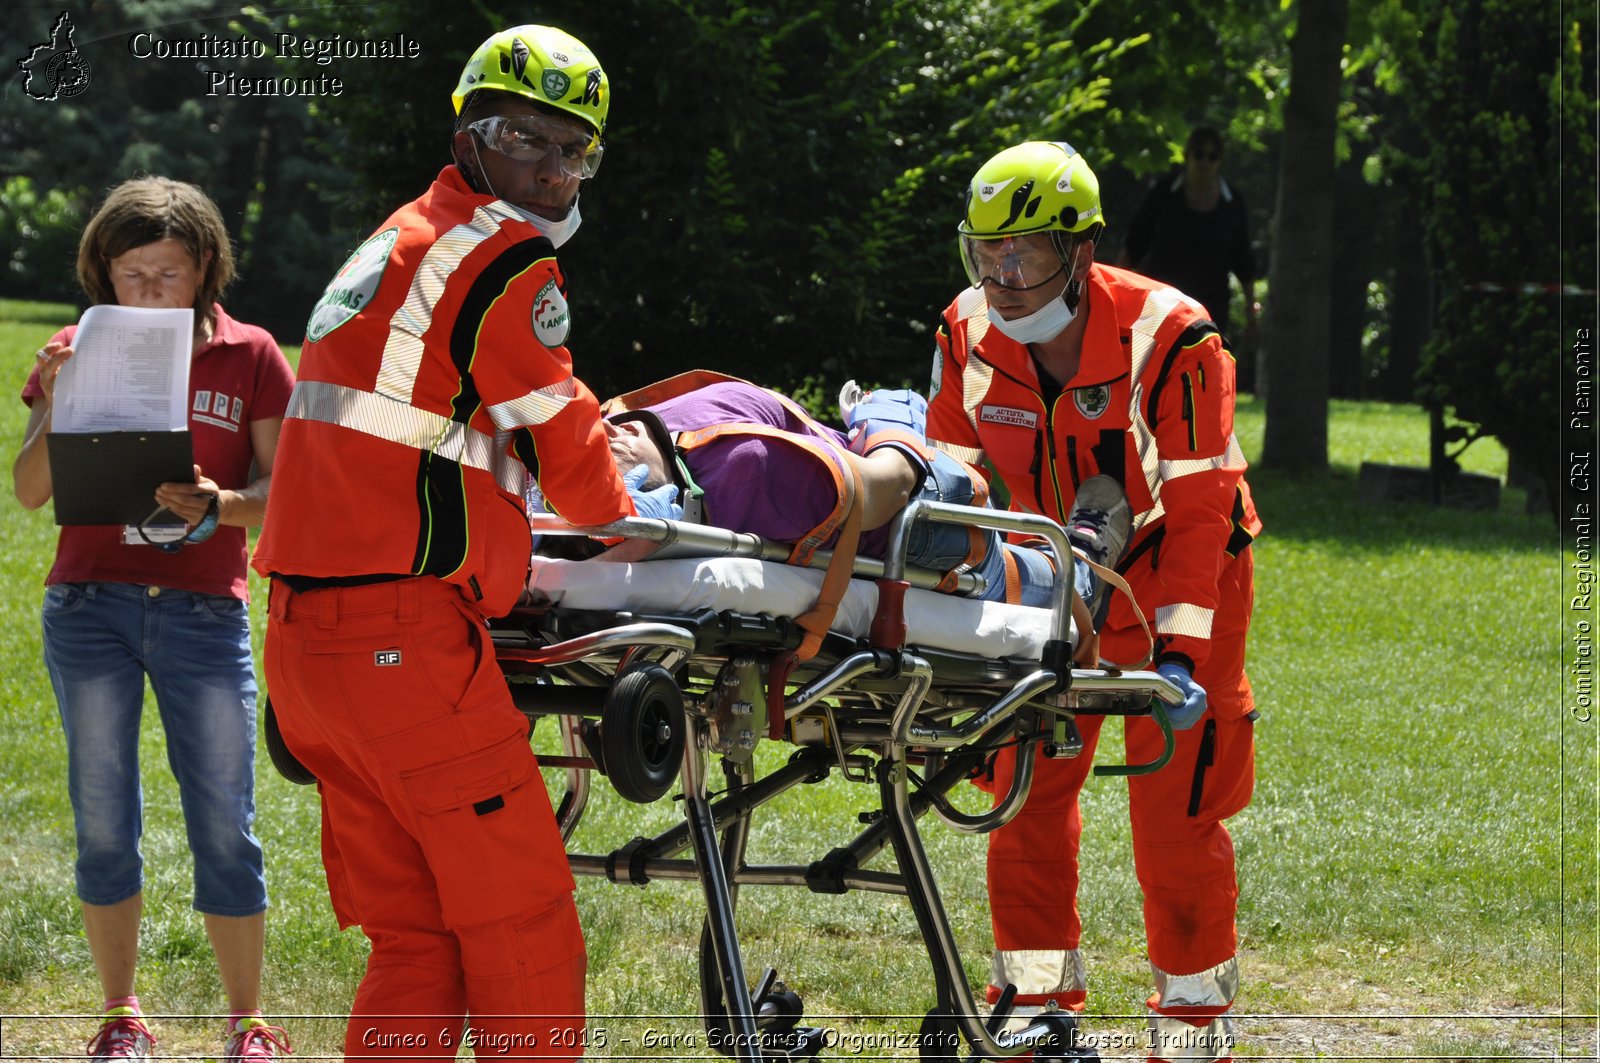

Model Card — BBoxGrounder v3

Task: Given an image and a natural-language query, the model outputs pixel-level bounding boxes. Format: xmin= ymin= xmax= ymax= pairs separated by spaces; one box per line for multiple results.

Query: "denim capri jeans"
xmin=41 ymin=581 xmax=267 ymax=915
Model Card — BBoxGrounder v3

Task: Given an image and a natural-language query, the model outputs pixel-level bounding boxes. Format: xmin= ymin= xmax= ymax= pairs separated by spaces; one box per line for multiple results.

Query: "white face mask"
xmin=508 ymin=199 xmax=582 ymax=248
xmin=987 ymin=274 xmax=1078 ymax=345
xmin=468 ymin=141 xmax=584 ymax=249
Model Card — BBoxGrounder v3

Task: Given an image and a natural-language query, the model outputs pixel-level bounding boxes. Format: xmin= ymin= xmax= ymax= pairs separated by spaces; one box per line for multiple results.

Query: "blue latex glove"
xmin=1156 ymin=662 xmax=1208 ymax=731
xmin=838 ymin=380 xmax=928 ymax=440
xmin=622 ymin=463 xmax=683 ymax=521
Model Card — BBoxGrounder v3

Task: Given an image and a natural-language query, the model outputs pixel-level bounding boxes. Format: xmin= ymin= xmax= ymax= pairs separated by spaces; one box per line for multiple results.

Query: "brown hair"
xmin=1185 ymin=126 xmax=1225 ymax=158
xmin=76 ymin=176 xmax=235 ymax=323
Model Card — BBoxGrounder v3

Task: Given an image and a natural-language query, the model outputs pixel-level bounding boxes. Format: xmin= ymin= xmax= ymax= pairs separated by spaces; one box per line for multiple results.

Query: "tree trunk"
xmin=1261 ymin=0 xmax=1349 ymax=471
xmin=1381 ymin=197 xmax=1431 ymax=403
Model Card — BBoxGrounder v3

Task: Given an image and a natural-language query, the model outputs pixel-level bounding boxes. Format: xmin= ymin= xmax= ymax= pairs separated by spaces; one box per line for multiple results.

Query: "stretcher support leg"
xmin=682 ymin=733 xmax=763 ymax=1062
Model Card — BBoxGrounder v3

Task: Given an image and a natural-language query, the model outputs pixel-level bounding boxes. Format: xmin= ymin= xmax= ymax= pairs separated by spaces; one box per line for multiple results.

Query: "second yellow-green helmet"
xmin=958 ymin=141 xmax=1103 ymax=239
xmin=452 ymin=25 xmax=609 ymax=140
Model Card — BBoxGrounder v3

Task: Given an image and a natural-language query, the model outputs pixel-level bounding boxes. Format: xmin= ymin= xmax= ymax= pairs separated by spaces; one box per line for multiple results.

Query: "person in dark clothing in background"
xmin=1123 ymin=126 xmax=1259 ymax=349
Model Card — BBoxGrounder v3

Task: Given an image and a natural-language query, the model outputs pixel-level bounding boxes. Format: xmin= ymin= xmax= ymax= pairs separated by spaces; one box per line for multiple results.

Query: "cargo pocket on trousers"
xmin=397 ymin=733 xmax=571 ymax=927
xmin=1186 ymin=718 xmax=1217 ymax=817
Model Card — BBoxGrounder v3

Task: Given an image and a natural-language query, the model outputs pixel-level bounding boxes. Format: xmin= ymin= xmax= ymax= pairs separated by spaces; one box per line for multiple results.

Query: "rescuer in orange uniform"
xmin=253 ymin=26 xmax=678 ymax=1061
xmin=925 ymin=142 xmax=1261 ymax=1061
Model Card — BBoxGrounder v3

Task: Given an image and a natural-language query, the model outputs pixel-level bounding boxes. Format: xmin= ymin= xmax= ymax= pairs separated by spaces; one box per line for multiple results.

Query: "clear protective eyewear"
xmin=467 ymin=114 xmax=604 ymax=179
xmin=959 ymin=234 xmax=1067 ymax=292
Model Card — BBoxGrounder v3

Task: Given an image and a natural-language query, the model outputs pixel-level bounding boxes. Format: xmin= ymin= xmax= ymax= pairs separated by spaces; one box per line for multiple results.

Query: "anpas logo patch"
xmin=1074 ymin=384 xmax=1112 ymax=420
xmin=532 ymin=278 xmax=571 ymax=347
xmin=305 ymin=227 xmax=398 ymax=342
xmin=540 ymin=68 xmax=571 ymax=100
xmin=979 ymin=404 xmax=1038 ymax=430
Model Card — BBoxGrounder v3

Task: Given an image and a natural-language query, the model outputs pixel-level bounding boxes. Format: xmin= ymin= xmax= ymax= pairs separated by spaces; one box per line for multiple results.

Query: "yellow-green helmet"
xmin=452 ymin=25 xmax=609 ymax=140
xmin=958 ymin=141 xmax=1103 ymax=239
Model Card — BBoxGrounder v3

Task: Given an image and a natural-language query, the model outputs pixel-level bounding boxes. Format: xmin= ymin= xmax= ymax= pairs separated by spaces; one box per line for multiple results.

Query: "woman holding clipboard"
xmin=11 ymin=177 xmax=294 ymax=1063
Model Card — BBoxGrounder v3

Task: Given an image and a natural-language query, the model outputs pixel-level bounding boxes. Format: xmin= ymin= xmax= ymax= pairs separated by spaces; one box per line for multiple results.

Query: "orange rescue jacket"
xmin=253 ymin=166 xmax=632 ymax=617
xmin=926 ymin=263 xmax=1261 ymax=671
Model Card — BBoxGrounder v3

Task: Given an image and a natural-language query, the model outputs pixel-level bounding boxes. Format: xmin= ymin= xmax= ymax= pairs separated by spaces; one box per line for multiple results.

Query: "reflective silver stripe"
xmin=1146 ymin=1014 xmax=1235 ymax=1062
xmin=375 ymin=202 xmax=533 ymax=402
xmin=1150 ymin=955 xmax=1239 ymax=1009
xmin=1156 ymin=603 xmax=1214 ymax=639
xmin=1159 ymin=434 xmax=1247 ymax=482
xmin=956 ymin=285 xmax=990 ymax=345
xmin=1130 ymin=382 xmax=1165 ymax=536
xmin=931 ymin=439 xmax=984 ymax=465
xmin=286 ymin=380 xmax=526 ymax=496
xmin=1127 ymin=286 xmax=1203 ymax=538
xmin=954 ymin=292 xmax=997 ymax=448
xmin=1147 ymin=959 xmax=1238 ymax=1060
xmin=485 ymin=376 xmax=578 ymax=431
xmin=989 ymin=948 xmax=1086 ymax=997
xmin=1129 ymin=286 xmax=1186 ymax=387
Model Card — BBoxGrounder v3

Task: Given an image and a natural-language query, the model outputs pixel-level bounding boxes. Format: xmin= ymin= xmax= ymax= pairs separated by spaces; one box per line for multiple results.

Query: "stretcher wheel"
xmin=917 ymin=1010 xmax=962 ymax=1063
xmin=263 ymin=697 xmax=317 ymax=786
xmin=600 ymin=665 xmax=685 ymax=803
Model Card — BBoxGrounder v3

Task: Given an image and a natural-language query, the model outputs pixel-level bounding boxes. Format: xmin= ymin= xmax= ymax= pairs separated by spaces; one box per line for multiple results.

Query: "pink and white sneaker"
xmin=87 ymin=1008 xmax=155 ymax=1063
xmin=223 ymin=1017 xmax=292 ymax=1063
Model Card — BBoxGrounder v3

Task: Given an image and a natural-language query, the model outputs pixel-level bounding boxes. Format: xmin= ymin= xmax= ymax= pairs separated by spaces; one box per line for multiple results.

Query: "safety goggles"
xmin=466 ymin=114 xmax=603 ymax=179
xmin=959 ymin=234 xmax=1067 ymax=292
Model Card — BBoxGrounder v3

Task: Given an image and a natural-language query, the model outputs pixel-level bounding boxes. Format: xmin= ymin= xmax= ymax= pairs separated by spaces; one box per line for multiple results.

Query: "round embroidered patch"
xmin=540 ymin=68 xmax=571 ymax=101
xmin=532 ymin=277 xmax=571 ymax=348
xmin=1074 ymin=383 xmax=1111 ymax=420
xmin=305 ymin=227 xmax=398 ymax=343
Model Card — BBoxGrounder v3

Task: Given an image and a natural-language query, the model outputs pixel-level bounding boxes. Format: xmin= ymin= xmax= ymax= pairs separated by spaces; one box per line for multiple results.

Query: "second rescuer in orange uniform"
xmin=253 ymin=26 xmax=679 ymax=1061
xmin=926 ymin=142 xmax=1262 ymax=1061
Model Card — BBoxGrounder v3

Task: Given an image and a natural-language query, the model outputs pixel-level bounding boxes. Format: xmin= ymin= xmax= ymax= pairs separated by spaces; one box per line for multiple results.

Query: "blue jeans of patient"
xmin=903 ymin=453 xmax=1057 ymax=607
xmin=41 ymin=581 xmax=266 ymax=914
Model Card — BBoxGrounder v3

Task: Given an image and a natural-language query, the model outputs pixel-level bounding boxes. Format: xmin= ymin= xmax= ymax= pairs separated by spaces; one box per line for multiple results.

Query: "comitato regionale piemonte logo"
xmin=16 ymin=12 xmax=93 ymax=101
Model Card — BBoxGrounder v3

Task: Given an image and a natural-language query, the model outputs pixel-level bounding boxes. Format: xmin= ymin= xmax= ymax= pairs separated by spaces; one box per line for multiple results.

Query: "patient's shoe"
xmin=1065 ymin=476 xmax=1131 ymax=629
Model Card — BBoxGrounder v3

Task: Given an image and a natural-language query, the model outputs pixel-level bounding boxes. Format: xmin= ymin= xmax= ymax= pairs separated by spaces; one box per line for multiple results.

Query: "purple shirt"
xmin=648 ymin=382 xmax=878 ymax=549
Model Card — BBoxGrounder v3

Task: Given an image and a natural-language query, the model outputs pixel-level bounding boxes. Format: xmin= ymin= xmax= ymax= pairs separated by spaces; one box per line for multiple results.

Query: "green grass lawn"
xmin=0 ymin=297 xmax=1591 ymax=1061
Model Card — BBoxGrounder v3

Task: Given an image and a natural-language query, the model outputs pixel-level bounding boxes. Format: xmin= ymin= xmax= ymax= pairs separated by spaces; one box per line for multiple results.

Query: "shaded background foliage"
xmin=2 ymin=0 xmax=1594 ymax=496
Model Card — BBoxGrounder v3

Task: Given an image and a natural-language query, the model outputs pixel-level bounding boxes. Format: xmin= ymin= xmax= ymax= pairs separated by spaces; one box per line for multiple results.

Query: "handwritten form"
xmin=53 ymin=305 xmax=192 ymax=432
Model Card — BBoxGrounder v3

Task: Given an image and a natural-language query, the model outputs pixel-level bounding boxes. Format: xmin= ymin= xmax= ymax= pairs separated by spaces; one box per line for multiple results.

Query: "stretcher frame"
xmin=490 ymin=500 xmax=1182 ymax=1063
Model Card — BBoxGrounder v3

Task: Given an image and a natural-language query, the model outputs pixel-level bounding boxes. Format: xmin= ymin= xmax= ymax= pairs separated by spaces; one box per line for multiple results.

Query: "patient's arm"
xmin=850 ymin=448 xmax=920 ymax=532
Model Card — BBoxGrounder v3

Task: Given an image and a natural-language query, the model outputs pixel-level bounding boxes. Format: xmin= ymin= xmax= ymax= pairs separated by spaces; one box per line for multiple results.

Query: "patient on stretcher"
xmin=563 ymin=378 xmax=1126 ymax=626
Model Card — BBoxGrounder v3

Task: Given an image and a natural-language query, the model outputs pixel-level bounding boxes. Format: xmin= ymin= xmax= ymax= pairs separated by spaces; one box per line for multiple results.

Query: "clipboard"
xmin=46 ymin=431 xmax=195 ymax=525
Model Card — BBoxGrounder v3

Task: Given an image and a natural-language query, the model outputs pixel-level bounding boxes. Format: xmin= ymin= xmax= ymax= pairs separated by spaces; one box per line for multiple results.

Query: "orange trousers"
xmin=267 ymin=577 xmax=585 ymax=1062
xmin=986 ymin=548 xmax=1256 ymax=1006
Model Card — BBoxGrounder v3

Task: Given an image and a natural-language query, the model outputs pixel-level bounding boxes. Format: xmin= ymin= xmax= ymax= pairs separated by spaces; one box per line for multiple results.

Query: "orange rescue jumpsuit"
xmin=927 ymin=263 xmax=1261 ymax=1061
xmin=253 ymin=166 xmax=632 ymax=1061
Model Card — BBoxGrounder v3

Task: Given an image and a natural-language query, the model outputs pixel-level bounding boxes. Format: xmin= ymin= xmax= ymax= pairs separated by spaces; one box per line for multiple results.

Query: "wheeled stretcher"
xmin=487 ymin=499 xmax=1184 ymax=1063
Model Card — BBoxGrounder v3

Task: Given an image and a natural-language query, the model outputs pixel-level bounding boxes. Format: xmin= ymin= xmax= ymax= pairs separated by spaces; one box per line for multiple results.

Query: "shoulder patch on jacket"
xmin=305 ymin=227 xmax=398 ymax=342
xmin=532 ymin=278 xmax=571 ymax=348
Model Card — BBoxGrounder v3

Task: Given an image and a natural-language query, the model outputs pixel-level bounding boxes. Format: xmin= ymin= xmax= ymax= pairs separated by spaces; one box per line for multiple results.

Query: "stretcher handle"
xmin=496 ymin=621 xmax=696 ymax=668
xmin=1093 ymin=697 xmax=1175 ymax=777
xmin=926 ymin=731 xmax=1039 ymax=835
xmin=882 ymin=500 xmax=1076 ymax=645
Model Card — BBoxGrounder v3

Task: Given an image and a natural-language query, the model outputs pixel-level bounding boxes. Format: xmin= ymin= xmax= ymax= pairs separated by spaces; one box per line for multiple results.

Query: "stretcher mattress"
xmin=525 ymin=555 xmax=1072 ymax=659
